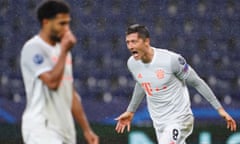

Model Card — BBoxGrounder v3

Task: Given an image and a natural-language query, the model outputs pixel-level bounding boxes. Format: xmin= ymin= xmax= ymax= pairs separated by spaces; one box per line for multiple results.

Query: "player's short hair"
xmin=37 ymin=0 xmax=70 ymax=25
xmin=126 ymin=24 xmax=150 ymax=39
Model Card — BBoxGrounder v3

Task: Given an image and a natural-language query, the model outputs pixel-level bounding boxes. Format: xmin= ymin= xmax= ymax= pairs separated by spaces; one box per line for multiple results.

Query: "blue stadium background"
xmin=0 ymin=0 xmax=240 ymax=143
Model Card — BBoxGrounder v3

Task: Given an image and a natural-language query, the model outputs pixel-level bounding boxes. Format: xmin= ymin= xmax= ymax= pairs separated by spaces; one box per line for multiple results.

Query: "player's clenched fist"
xmin=61 ymin=29 xmax=77 ymax=52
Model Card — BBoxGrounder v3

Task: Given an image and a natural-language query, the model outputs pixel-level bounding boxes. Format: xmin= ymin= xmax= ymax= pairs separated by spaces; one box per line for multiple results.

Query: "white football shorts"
xmin=22 ymin=124 xmax=65 ymax=144
xmin=155 ymin=116 xmax=194 ymax=144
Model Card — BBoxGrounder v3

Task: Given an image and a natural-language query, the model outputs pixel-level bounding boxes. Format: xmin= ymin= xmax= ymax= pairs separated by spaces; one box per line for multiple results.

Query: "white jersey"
xmin=20 ymin=35 xmax=76 ymax=143
xmin=127 ymin=47 xmax=193 ymax=128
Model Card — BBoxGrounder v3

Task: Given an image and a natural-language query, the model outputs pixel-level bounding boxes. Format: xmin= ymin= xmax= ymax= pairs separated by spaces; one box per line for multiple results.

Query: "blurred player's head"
xmin=126 ymin=24 xmax=151 ymax=62
xmin=37 ymin=0 xmax=71 ymax=42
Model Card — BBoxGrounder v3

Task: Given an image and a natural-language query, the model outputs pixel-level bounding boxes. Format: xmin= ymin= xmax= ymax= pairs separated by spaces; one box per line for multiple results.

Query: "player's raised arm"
xmin=39 ymin=29 xmax=76 ymax=90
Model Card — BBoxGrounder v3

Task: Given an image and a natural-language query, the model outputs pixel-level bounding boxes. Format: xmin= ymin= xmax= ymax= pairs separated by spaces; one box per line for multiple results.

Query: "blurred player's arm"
xmin=72 ymin=88 xmax=99 ymax=144
xmin=39 ymin=51 xmax=68 ymax=89
xmin=115 ymin=83 xmax=145 ymax=133
xmin=39 ymin=30 xmax=76 ymax=90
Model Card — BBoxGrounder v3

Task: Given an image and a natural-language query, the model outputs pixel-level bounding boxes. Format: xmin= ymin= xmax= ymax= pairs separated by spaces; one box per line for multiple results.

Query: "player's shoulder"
xmin=154 ymin=47 xmax=179 ymax=57
xmin=21 ymin=35 xmax=46 ymax=55
xmin=158 ymin=48 xmax=188 ymax=66
xmin=22 ymin=35 xmax=42 ymax=49
xmin=155 ymin=48 xmax=186 ymax=66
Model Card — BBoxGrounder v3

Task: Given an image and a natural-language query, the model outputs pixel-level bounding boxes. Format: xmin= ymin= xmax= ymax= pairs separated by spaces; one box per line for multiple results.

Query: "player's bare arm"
xmin=115 ymin=111 xmax=134 ymax=133
xmin=39 ymin=30 xmax=76 ymax=90
xmin=218 ymin=108 xmax=237 ymax=131
xmin=71 ymin=88 xmax=99 ymax=144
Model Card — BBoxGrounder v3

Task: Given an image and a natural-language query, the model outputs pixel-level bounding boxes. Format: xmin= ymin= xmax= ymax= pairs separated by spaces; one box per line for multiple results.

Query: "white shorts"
xmin=22 ymin=124 xmax=66 ymax=144
xmin=155 ymin=116 xmax=194 ymax=144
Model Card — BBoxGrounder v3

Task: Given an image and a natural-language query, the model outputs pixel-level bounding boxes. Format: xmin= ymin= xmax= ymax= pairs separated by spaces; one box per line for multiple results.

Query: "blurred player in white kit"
xmin=115 ymin=24 xmax=237 ymax=144
xmin=20 ymin=0 xmax=99 ymax=144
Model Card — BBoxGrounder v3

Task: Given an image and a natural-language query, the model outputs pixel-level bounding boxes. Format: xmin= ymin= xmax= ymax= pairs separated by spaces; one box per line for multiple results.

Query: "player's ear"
xmin=144 ymin=38 xmax=150 ymax=45
xmin=42 ymin=19 xmax=50 ymax=27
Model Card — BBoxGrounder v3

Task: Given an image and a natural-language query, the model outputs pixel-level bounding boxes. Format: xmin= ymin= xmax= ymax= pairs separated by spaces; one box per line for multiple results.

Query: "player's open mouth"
xmin=132 ymin=51 xmax=138 ymax=57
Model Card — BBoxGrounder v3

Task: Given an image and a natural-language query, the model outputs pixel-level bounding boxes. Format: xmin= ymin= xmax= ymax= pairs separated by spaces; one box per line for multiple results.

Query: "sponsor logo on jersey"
xmin=155 ymin=85 xmax=167 ymax=92
xmin=33 ymin=54 xmax=44 ymax=65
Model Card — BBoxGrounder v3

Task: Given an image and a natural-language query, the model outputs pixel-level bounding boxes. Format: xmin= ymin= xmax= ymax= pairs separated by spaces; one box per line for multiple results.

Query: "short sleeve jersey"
xmin=127 ymin=47 xmax=193 ymax=128
xmin=20 ymin=35 xmax=75 ymax=143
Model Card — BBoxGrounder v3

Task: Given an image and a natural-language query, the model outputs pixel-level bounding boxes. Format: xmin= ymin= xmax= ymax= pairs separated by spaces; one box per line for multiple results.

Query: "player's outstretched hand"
xmin=84 ymin=130 xmax=99 ymax=144
xmin=218 ymin=108 xmax=237 ymax=132
xmin=115 ymin=111 xmax=134 ymax=133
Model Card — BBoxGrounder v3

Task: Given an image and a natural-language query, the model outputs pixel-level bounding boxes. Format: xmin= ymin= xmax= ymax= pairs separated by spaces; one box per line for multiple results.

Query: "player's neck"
xmin=142 ymin=46 xmax=154 ymax=63
xmin=39 ymin=30 xmax=57 ymax=46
